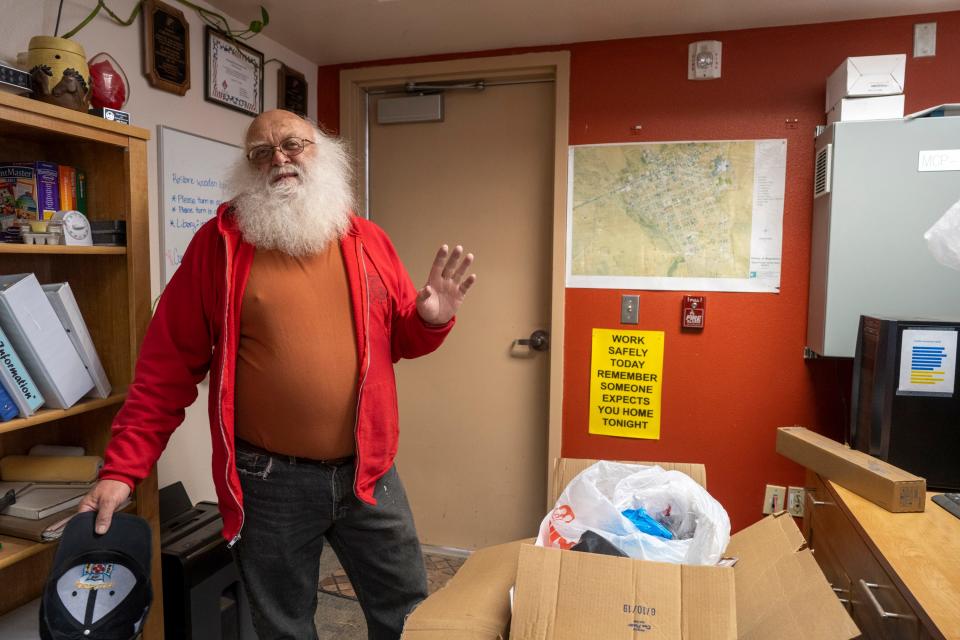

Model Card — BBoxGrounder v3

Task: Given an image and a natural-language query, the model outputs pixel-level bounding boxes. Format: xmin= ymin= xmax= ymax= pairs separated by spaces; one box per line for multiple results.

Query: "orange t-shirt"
xmin=234 ymin=243 xmax=358 ymax=460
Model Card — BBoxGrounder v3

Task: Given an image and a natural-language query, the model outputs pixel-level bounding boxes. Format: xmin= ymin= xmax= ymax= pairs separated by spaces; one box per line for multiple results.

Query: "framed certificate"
xmin=204 ymin=26 xmax=263 ymax=116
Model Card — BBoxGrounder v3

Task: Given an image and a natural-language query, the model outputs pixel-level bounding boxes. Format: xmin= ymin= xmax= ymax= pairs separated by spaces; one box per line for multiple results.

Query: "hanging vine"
xmin=60 ymin=0 xmax=269 ymax=41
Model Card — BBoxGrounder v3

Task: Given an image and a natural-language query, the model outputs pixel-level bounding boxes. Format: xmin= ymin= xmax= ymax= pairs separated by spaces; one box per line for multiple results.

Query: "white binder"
xmin=0 ymin=274 xmax=93 ymax=408
xmin=42 ymin=283 xmax=111 ymax=399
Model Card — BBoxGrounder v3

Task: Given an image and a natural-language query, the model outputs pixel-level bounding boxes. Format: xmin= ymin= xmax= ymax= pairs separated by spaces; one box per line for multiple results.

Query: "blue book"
xmin=0 ymin=382 xmax=17 ymax=421
xmin=0 ymin=324 xmax=44 ymax=417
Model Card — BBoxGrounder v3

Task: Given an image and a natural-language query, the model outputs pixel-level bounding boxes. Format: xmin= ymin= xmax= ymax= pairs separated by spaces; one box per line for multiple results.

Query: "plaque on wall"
xmin=277 ymin=64 xmax=307 ymax=117
xmin=204 ymin=26 xmax=264 ymax=117
xmin=143 ymin=0 xmax=190 ymax=95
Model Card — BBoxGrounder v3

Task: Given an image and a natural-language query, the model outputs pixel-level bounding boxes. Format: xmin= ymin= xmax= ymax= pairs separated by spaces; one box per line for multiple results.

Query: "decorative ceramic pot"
xmin=88 ymin=52 xmax=129 ymax=110
xmin=26 ymin=36 xmax=91 ymax=112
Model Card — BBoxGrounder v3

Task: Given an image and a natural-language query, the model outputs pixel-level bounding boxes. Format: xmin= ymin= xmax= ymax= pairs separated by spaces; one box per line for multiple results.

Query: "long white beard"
xmin=226 ymin=134 xmax=354 ymax=256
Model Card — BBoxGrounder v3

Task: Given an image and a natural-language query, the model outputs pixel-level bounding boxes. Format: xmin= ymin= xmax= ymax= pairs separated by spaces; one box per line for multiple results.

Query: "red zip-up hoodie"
xmin=100 ymin=204 xmax=454 ymax=544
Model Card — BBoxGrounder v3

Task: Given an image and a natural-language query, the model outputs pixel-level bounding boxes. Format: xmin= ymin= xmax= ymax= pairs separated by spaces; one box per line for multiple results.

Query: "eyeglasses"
xmin=246 ymin=137 xmax=314 ymax=164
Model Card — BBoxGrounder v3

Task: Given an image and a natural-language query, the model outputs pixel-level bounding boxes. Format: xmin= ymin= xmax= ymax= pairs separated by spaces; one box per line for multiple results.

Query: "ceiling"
xmin=205 ymin=0 xmax=960 ymax=66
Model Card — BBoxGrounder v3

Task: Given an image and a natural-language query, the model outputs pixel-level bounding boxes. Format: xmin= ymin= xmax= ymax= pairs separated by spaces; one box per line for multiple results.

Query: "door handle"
xmin=513 ymin=329 xmax=549 ymax=352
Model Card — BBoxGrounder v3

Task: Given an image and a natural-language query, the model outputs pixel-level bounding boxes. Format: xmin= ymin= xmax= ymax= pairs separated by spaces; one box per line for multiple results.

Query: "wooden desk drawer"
xmin=806 ymin=475 xmax=922 ymax=640
xmin=851 ymin=573 xmax=921 ymax=640
xmin=811 ymin=536 xmax=854 ymax=616
xmin=805 ymin=474 xmax=862 ymax=561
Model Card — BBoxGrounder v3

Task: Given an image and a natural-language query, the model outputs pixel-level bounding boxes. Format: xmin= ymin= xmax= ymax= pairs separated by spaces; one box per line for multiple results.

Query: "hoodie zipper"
xmin=353 ymin=240 xmax=370 ymax=495
xmin=219 ymin=233 xmax=244 ymax=548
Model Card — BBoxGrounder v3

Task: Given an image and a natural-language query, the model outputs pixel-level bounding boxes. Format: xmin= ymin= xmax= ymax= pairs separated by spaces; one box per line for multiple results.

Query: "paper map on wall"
xmin=567 ymin=139 xmax=787 ymax=292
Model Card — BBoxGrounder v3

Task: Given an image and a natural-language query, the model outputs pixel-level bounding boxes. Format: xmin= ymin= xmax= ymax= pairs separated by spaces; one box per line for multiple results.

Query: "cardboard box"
xmin=825 ymin=54 xmax=906 ymax=112
xmin=776 ymin=426 xmax=925 ymax=512
xmin=512 ymin=544 xmax=735 ymax=639
xmin=826 ymin=94 xmax=904 ymax=126
xmin=510 ymin=512 xmax=857 ymax=640
xmin=406 ymin=459 xmax=858 ymax=640
xmin=724 ymin=512 xmax=859 ymax=640
xmin=401 ymin=539 xmax=525 ymax=639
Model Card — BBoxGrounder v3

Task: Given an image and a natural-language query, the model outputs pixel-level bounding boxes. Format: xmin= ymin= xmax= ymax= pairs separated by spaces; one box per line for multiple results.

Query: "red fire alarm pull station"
xmin=682 ymin=295 xmax=705 ymax=329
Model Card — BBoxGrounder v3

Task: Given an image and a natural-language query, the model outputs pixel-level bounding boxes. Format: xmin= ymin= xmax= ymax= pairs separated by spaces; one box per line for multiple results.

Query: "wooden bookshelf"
xmin=0 ymin=502 xmax=138 ymax=572
xmin=0 ymin=389 xmax=127 ymax=435
xmin=0 ymin=92 xmax=162 ymax=636
xmin=0 ymin=245 xmax=126 ymax=255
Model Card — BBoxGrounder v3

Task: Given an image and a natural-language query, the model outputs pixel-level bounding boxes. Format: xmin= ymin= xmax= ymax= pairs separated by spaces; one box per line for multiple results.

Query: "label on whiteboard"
xmin=918 ymin=149 xmax=960 ymax=172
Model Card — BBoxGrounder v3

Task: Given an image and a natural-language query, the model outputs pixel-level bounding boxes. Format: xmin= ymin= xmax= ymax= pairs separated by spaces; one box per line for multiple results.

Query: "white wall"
xmin=1 ymin=0 xmax=318 ymax=503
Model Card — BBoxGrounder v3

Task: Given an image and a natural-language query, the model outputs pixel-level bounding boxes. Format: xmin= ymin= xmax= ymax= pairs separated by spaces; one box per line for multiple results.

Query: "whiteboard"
xmin=158 ymin=126 xmax=241 ymax=284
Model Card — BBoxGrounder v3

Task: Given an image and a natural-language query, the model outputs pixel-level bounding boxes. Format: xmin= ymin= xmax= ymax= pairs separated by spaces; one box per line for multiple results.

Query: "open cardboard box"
xmin=403 ymin=459 xmax=858 ymax=640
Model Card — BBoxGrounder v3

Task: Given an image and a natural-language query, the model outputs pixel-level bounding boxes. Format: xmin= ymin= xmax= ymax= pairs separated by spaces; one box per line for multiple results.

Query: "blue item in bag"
xmin=622 ymin=507 xmax=674 ymax=540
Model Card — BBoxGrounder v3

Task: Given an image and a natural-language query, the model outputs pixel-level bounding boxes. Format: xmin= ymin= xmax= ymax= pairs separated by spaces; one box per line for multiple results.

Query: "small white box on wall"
xmin=825 ymin=54 xmax=906 ymax=112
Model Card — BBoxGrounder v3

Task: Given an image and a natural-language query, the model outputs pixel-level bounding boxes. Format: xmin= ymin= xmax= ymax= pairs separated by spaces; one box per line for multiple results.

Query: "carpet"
xmin=318 ymin=551 xmax=466 ymax=601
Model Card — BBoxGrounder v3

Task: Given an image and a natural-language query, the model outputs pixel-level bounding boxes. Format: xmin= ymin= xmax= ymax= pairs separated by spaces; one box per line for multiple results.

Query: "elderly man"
xmin=79 ymin=109 xmax=476 ymax=639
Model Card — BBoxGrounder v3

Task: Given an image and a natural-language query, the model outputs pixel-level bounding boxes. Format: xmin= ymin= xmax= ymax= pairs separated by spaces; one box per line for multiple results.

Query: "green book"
xmin=75 ymin=170 xmax=87 ymax=215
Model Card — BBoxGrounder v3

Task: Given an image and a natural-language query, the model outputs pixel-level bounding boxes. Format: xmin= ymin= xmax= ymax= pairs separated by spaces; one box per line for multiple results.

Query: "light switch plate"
xmin=763 ymin=484 xmax=787 ymax=514
xmin=621 ymin=294 xmax=639 ymax=324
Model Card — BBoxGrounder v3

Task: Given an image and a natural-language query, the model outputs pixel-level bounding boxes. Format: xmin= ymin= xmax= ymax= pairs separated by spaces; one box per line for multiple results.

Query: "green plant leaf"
xmin=249 ymin=20 xmax=263 ymax=33
xmin=261 ymin=7 xmax=270 ymax=27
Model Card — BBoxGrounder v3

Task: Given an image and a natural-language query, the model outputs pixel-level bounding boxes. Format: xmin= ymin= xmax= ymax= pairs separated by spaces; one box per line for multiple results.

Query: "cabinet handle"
xmin=829 ymin=584 xmax=850 ymax=604
xmin=858 ymin=579 xmax=916 ymax=621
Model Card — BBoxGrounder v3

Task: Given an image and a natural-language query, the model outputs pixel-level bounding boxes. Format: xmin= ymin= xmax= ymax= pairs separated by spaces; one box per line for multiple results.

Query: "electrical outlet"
xmin=787 ymin=486 xmax=805 ymax=517
xmin=762 ymin=484 xmax=787 ymax=514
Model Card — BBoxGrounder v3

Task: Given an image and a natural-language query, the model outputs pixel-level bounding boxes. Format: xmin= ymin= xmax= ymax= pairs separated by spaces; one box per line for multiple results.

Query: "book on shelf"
xmin=75 ymin=170 xmax=87 ymax=215
xmin=42 ymin=282 xmax=111 ymax=398
xmin=57 ymin=165 xmax=76 ymax=212
xmin=0 ymin=498 xmax=130 ymax=542
xmin=0 ymin=505 xmax=77 ymax=541
xmin=0 ymin=273 xmax=93 ymax=408
xmin=0 ymin=481 xmax=93 ymax=520
xmin=0 ymin=382 xmax=18 ymax=421
xmin=0 ymin=323 xmax=44 ymax=417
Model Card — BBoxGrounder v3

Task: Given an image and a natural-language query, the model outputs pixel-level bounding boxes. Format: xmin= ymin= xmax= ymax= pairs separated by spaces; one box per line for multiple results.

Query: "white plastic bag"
xmin=535 ymin=461 xmax=730 ymax=565
xmin=925 ymin=198 xmax=960 ymax=271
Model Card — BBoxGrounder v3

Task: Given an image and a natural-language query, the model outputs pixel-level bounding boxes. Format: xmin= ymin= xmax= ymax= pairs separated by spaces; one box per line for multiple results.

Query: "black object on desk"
xmin=0 ymin=489 xmax=15 ymax=512
xmin=160 ymin=482 xmax=255 ymax=640
xmin=933 ymin=493 xmax=960 ymax=520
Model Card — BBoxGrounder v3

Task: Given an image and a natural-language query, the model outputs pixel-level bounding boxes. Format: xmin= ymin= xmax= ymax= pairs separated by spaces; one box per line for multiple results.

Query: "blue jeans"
xmin=230 ymin=440 xmax=428 ymax=640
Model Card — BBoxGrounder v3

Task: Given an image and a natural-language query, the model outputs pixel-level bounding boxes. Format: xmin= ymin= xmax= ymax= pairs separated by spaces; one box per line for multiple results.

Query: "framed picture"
xmin=143 ymin=0 xmax=190 ymax=95
xmin=204 ymin=26 xmax=263 ymax=116
xmin=277 ymin=64 xmax=308 ymax=117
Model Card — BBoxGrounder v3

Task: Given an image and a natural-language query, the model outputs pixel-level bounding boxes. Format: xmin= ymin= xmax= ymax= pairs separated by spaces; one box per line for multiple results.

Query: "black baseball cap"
xmin=40 ymin=512 xmax=153 ymax=640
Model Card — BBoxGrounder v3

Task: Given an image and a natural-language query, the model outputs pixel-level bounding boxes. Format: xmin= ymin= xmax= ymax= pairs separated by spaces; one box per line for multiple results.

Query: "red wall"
xmin=317 ymin=12 xmax=960 ymax=531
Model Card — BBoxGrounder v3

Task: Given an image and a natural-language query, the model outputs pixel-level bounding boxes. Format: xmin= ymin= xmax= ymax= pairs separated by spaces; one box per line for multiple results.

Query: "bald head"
xmin=246 ymin=109 xmax=316 ymax=148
